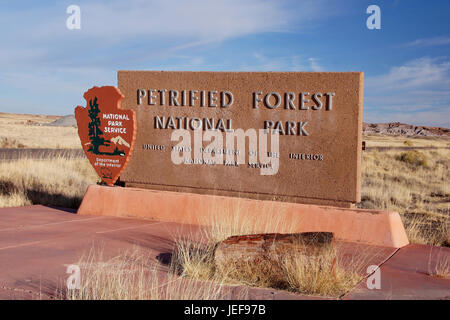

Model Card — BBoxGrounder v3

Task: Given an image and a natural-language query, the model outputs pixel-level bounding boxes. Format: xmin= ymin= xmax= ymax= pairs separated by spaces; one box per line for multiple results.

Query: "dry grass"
xmin=63 ymin=233 xmax=368 ymax=299
xmin=198 ymin=200 xmax=302 ymax=244
xmin=63 ymin=247 xmax=231 ymax=300
xmin=170 ymin=216 xmax=367 ymax=298
xmin=281 ymin=247 xmax=362 ymax=297
xmin=360 ymin=135 xmax=450 ymax=247
xmin=396 ymin=150 xmax=428 ymax=167
xmin=0 ymin=113 xmax=81 ymax=149
xmin=0 ymin=156 xmax=98 ymax=208
xmin=169 ymin=203 xmax=360 ymax=297
xmin=172 ymin=235 xmax=216 ymax=281
xmin=171 ymin=238 xmax=367 ymax=298
xmin=364 ymin=134 xmax=450 ymax=148
xmin=428 ymin=249 xmax=450 ymax=279
xmin=404 ymin=140 xmax=414 ymax=147
xmin=434 ymin=259 xmax=450 ymax=279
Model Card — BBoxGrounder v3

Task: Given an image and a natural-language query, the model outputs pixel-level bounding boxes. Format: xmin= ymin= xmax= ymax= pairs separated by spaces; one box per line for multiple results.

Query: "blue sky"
xmin=0 ymin=0 xmax=449 ymax=127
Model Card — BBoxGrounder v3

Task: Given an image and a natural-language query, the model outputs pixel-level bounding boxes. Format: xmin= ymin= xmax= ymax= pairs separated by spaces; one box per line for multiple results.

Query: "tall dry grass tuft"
xmin=282 ymin=246 xmax=362 ymax=297
xmin=171 ymin=208 xmax=368 ymax=298
xmin=402 ymin=214 xmax=449 ymax=246
xmin=428 ymin=249 xmax=450 ymax=280
xmin=171 ymin=235 xmax=216 ymax=281
xmin=172 ymin=235 xmax=367 ymax=297
xmin=199 ymin=200 xmax=303 ymax=244
xmin=219 ymin=257 xmax=288 ymax=289
xmin=0 ymin=192 xmax=31 ymax=207
xmin=0 ymin=156 xmax=98 ymax=208
xmin=64 ymin=247 xmax=229 ymax=300
xmin=434 ymin=258 xmax=450 ymax=279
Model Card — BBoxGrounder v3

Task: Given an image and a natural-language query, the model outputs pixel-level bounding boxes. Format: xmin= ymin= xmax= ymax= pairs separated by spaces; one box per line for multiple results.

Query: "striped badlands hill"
xmin=363 ymin=122 xmax=450 ymax=137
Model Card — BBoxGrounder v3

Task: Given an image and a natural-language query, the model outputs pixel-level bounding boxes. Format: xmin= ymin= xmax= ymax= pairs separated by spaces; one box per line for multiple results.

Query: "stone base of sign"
xmin=78 ymin=185 xmax=409 ymax=248
xmin=125 ymin=182 xmax=356 ymax=208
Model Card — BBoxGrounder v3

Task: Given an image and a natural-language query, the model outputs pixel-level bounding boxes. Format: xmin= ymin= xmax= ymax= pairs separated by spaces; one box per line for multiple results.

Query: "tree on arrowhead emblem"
xmin=87 ymin=97 xmax=111 ymax=155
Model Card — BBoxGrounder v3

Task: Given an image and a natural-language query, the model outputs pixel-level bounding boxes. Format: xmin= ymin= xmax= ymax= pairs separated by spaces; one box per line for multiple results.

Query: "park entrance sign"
xmin=77 ymin=71 xmax=410 ymax=248
xmin=75 ymin=86 xmax=136 ymax=186
xmin=117 ymin=71 xmax=363 ymax=207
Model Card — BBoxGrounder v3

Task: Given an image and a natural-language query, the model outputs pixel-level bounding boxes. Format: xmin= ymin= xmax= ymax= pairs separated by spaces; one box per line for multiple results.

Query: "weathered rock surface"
xmin=214 ymin=232 xmax=334 ymax=272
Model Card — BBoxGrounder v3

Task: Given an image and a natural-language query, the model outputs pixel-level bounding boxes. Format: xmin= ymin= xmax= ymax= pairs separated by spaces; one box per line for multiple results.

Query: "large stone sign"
xmin=117 ymin=71 xmax=363 ymax=207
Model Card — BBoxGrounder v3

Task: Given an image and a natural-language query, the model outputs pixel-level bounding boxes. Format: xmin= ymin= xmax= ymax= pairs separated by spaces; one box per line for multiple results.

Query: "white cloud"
xmin=0 ymin=0 xmax=334 ymax=115
xmin=82 ymin=0 xmax=290 ymax=41
xmin=366 ymin=57 xmax=450 ymax=90
xmin=0 ymin=0 xmax=329 ymax=71
xmin=365 ymin=57 xmax=450 ymax=128
xmin=308 ymin=58 xmax=324 ymax=72
xmin=238 ymin=53 xmax=324 ymax=71
xmin=7 ymin=0 xmax=323 ymax=46
xmin=404 ymin=36 xmax=450 ymax=47
xmin=1 ymin=67 xmax=114 ymax=94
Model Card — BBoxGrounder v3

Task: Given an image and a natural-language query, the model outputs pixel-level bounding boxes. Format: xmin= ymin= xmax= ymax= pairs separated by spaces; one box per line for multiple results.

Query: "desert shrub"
xmin=404 ymin=140 xmax=413 ymax=147
xmin=0 ymin=137 xmax=25 ymax=148
xmin=396 ymin=150 xmax=428 ymax=167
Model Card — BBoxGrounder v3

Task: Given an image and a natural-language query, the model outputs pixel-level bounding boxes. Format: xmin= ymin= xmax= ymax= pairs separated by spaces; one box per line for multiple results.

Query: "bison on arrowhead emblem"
xmin=75 ymin=86 xmax=136 ymax=186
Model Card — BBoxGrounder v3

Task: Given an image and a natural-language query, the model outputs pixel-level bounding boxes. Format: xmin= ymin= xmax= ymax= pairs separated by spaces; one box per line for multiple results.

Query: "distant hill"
xmin=363 ymin=122 xmax=450 ymax=137
xmin=31 ymin=112 xmax=450 ymax=137
xmin=45 ymin=115 xmax=77 ymax=127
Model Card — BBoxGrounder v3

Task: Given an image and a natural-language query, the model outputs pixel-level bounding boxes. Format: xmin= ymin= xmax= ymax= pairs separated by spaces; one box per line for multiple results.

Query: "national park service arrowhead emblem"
xmin=75 ymin=86 xmax=136 ymax=186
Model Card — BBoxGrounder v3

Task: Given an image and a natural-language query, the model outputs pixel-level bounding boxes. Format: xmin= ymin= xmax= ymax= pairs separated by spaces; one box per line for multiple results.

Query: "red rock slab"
xmin=343 ymin=244 xmax=450 ymax=300
xmin=214 ymin=232 xmax=335 ymax=274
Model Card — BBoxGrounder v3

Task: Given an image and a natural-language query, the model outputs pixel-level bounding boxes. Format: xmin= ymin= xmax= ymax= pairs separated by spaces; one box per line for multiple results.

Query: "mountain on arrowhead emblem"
xmin=110 ymin=135 xmax=131 ymax=149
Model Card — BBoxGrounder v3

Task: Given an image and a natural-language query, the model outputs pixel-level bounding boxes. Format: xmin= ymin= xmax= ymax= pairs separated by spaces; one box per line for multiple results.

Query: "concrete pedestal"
xmin=78 ymin=185 xmax=409 ymax=248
